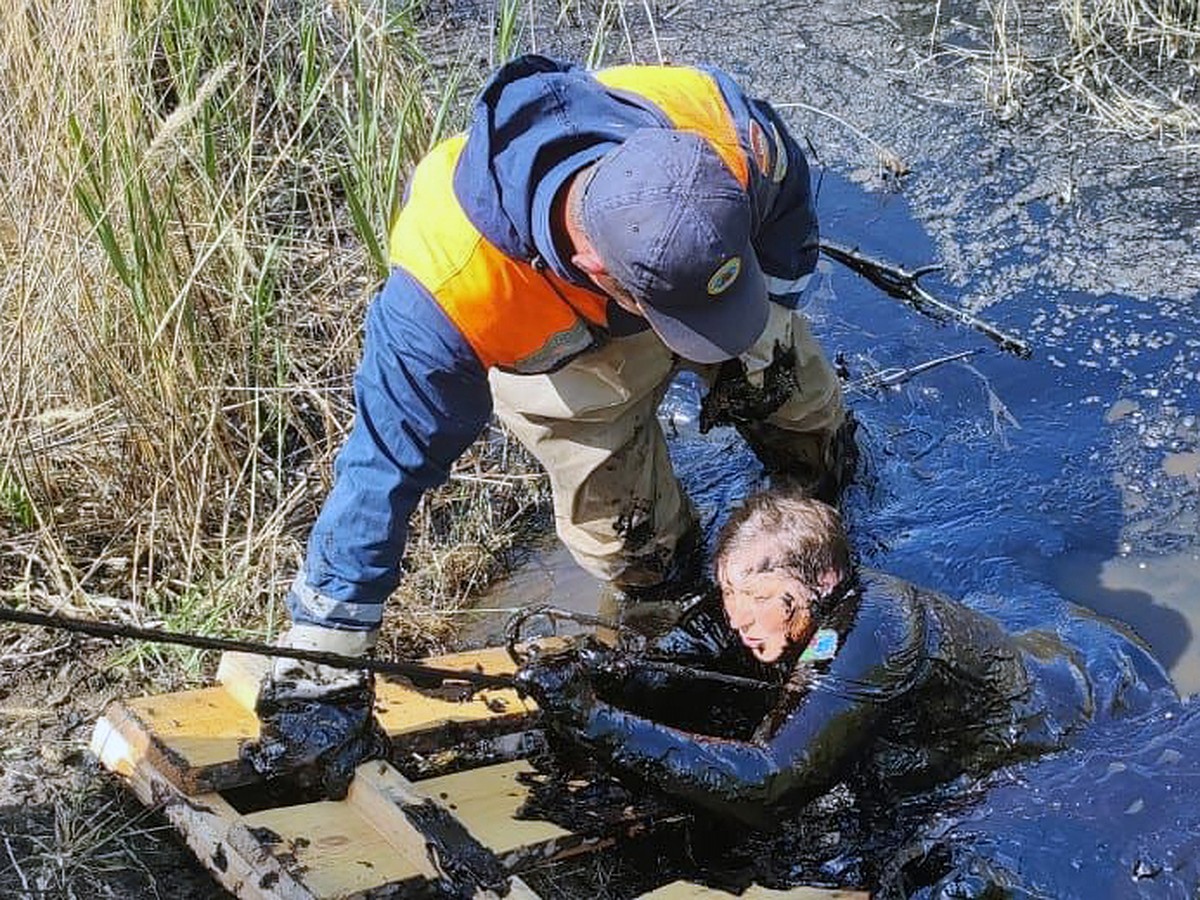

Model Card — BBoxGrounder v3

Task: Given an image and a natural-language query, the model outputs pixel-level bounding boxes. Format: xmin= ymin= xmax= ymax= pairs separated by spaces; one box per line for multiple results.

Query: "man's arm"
xmin=290 ymin=267 xmax=493 ymax=634
xmin=243 ymin=267 xmax=492 ymax=795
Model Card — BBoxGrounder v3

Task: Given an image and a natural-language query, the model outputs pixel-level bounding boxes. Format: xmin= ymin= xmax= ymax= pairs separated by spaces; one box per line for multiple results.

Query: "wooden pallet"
xmin=644 ymin=887 xmax=867 ymax=899
xmin=91 ymin=649 xmax=866 ymax=899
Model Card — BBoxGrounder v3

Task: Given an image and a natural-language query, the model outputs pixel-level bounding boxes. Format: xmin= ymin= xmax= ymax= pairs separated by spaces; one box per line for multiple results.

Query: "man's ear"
xmin=572 ymin=245 xmax=607 ymax=279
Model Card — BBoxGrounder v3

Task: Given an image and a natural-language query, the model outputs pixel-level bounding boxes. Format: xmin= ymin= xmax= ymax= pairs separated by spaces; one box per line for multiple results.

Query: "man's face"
xmin=719 ymin=547 xmax=815 ymax=663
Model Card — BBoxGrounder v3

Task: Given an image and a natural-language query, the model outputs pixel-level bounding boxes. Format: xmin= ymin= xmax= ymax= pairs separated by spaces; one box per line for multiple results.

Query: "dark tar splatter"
xmin=400 ymin=799 xmax=510 ymax=898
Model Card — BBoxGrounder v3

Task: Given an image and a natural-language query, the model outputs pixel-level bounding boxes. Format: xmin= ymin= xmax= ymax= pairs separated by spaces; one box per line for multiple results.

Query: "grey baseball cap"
xmin=580 ymin=128 xmax=769 ymax=363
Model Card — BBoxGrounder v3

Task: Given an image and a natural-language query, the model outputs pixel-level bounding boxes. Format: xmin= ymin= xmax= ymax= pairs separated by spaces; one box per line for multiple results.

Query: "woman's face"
xmin=719 ymin=547 xmax=816 ymax=663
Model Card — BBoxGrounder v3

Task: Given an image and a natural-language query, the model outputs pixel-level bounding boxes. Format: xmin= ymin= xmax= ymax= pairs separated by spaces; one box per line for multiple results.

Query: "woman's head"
xmin=714 ymin=492 xmax=851 ymax=663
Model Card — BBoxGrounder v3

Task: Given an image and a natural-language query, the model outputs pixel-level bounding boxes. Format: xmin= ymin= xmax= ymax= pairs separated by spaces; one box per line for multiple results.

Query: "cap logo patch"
xmin=707 ymin=256 xmax=742 ymax=296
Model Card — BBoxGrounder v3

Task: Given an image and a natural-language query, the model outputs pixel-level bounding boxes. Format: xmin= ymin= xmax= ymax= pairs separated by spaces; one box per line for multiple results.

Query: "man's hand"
xmin=239 ymin=626 xmax=390 ymax=799
xmin=699 ymin=342 xmax=797 ymax=433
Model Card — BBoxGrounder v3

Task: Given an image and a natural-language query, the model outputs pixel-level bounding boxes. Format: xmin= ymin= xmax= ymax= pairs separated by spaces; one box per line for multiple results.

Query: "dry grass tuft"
xmin=1058 ymin=0 xmax=1200 ymax=141
xmin=945 ymin=0 xmax=1200 ymax=147
xmin=0 ymin=0 xmax=550 ymax=681
xmin=0 ymin=764 xmax=201 ymax=899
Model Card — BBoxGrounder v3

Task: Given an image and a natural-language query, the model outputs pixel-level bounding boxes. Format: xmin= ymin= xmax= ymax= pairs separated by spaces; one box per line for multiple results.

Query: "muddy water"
xmin=816 ymin=173 xmax=1200 ymax=696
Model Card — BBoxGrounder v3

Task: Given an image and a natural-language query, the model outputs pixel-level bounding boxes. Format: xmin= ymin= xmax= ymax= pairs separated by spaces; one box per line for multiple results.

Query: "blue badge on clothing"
xmin=799 ymin=627 xmax=839 ymax=662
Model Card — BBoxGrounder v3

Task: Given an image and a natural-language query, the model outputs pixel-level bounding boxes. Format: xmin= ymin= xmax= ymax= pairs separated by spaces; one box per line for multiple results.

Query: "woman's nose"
xmin=726 ymin=597 xmax=753 ymax=630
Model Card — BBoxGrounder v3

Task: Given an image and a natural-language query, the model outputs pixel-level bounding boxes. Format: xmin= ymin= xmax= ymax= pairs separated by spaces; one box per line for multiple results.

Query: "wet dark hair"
xmin=714 ymin=491 xmax=851 ymax=591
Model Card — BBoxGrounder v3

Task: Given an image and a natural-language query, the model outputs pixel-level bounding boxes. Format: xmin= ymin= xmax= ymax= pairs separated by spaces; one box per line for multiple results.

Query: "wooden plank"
xmin=640 ymin=884 xmax=870 ymax=899
xmin=92 ymin=649 xmax=539 ymax=796
xmin=506 ymin=878 xmax=544 ymax=899
xmin=92 ymin=691 xmax=260 ymax=795
xmin=216 ymin=650 xmax=271 ymax=712
xmin=241 ymin=799 xmax=430 ymax=898
xmin=218 ymin=647 xmax=532 ymax=739
xmin=416 ymin=760 xmax=607 ymax=870
xmin=241 ymin=797 xmax=530 ymax=899
xmin=90 ymin=644 xmax=723 ymax=899
xmin=91 ymin=715 xmax=314 ymax=899
xmin=348 ymin=761 xmax=531 ymax=898
xmin=347 ymin=761 xmax=449 ymax=870
xmin=94 ymin=718 xmax=535 ymax=899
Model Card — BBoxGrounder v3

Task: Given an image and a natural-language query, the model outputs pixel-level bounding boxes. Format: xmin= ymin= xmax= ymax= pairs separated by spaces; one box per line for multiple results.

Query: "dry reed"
xmin=0 ymin=0 xmax=550 ymax=677
xmin=947 ymin=0 xmax=1200 ymax=147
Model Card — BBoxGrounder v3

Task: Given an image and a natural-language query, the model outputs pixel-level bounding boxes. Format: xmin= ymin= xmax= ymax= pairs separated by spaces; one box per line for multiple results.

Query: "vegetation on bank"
xmin=0 ymin=0 xmax=557 ymax=679
xmin=969 ymin=0 xmax=1200 ymax=144
xmin=1 ymin=0 xmax=666 ymax=676
xmin=2 ymin=0 xmax=1197 ymax=681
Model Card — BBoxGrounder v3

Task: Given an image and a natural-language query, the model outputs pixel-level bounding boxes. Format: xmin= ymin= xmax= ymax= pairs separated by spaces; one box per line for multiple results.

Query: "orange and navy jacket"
xmin=290 ymin=55 xmax=819 ymax=631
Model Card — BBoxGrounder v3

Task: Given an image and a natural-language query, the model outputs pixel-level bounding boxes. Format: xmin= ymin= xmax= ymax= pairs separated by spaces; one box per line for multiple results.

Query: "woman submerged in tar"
xmin=516 ymin=491 xmax=1177 ymax=829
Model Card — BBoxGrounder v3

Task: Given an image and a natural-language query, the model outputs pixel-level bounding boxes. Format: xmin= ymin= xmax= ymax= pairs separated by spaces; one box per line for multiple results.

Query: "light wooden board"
xmin=91 ymin=649 xmax=539 ymax=794
xmin=417 ymin=759 xmax=606 ymax=870
xmin=92 ymin=644 xmax=866 ymax=900
xmin=94 ymin=714 xmax=544 ymax=899
xmin=218 ymin=647 xmax=532 ymax=730
xmin=93 ymin=690 xmax=260 ymax=794
xmin=240 ymin=799 xmax=431 ymax=898
xmin=640 ymin=884 xmax=870 ymax=899
xmin=91 ymin=713 xmax=317 ymax=899
xmin=217 ymin=648 xmax=534 ymax=738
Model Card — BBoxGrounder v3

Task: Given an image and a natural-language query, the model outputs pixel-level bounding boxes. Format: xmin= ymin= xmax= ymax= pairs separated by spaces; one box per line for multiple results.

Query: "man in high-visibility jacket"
xmin=242 ymin=55 xmax=852 ymax=796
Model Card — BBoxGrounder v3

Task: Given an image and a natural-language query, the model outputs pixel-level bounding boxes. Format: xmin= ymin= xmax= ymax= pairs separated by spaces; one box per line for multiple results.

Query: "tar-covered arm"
xmin=561 ymin=595 xmax=927 ymax=829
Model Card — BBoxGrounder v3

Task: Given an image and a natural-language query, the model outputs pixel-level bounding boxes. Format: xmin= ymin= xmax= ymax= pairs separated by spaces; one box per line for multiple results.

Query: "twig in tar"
xmin=846 ymin=349 xmax=983 ymax=393
xmin=819 ymin=240 xmax=1032 ymax=359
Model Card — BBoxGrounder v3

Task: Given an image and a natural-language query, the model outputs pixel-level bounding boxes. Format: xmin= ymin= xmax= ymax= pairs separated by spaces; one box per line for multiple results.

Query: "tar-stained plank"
xmin=93 ymin=720 xmax=541 ymax=900
xmin=91 ymin=691 xmax=261 ymax=795
xmin=639 ymin=884 xmax=871 ymax=899
xmin=90 ymin=650 xmax=539 ymax=796
xmin=216 ymin=647 xmax=534 ymax=740
xmin=416 ymin=759 xmax=608 ymax=871
xmin=238 ymin=798 xmax=431 ymax=898
xmin=91 ymin=714 xmax=314 ymax=899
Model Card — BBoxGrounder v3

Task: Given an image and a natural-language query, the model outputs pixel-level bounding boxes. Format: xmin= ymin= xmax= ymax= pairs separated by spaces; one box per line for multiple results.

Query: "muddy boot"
xmin=736 ymin=413 xmax=859 ymax=504
xmin=602 ymin=525 xmax=710 ymax=639
xmin=240 ymin=626 xmax=391 ymax=799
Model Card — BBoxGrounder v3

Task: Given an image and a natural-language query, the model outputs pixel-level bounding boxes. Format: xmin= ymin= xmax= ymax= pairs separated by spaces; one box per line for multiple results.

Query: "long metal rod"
xmin=0 ymin=606 xmax=513 ymax=688
xmin=0 ymin=606 xmax=776 ymax=693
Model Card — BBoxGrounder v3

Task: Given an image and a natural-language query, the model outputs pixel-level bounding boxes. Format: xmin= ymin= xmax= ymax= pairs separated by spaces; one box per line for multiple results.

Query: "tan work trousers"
xmin=489 ymin=303 xmax=844 ymax=587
